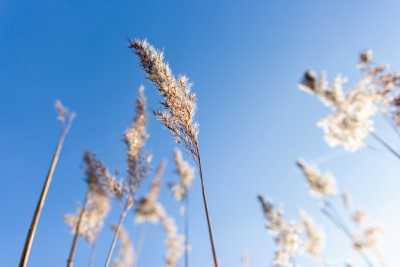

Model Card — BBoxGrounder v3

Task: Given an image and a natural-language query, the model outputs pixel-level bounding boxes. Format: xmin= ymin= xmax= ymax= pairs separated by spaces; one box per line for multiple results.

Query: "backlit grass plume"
xmin=298 ymin=210 xmax=325 ymax=257
xmin=258 ymin=196 xmax=326 ymax=265
xmin=297 ymin=159 xmax=338 ymax=198
xmin=125 ymin=85 xmax=151 ymax=194
xmin=297 ymin=159 xmax=384 ymax=265
xmin=65 ymin=151 xmax=112 ymax=267
xmin=128 ymin=39 xmax=198 ymax=157
xmin=129 ymin=38 xmax=219 ymax=267
xmin=258 ymin=195 xmax=302 ymax=266
xmin=299 ymin=50 xmax=400 ymax=153
xmin=170 ymin=148 xmax=195 ymax=202
xmin=106 ymin=86 xmax=151 ymax=267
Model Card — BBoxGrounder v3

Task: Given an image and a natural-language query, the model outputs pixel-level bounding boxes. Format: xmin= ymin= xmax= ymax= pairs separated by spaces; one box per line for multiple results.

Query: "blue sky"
xmin=2 ymin=1 xmax=400 ymax=266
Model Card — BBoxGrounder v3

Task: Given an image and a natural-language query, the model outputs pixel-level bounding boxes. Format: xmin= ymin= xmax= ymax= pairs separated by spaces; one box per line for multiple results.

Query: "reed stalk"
xmin=19 ymin=125 xmax=70 ymax=267
xmin=195 ymin=146 xmax=218 ymax=267
xmin=67 ymin=189 xmax=91 ymax=267
xmin=371 ymin=132 xmax=400 ymax=160
xmin=129 ymin=38 xmax=219 ymax=266
xmin=104 ymin=204 xmax=130 ymax=267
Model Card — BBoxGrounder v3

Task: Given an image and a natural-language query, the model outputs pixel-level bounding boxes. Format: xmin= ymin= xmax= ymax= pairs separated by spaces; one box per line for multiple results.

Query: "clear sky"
xmin=2 ymin=1 xmax=400 ymax=266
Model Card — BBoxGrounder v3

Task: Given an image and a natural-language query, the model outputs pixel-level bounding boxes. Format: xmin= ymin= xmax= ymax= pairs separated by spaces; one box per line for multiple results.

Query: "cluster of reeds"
xmin=18 ymin=39 xmax=213 ymax=267
xmin=18 ymin=40 xmax=398 ymax=267
xmin=258 ymin=50 xmax=400 ymax=266
xmin=58 ymin=66 xmax=197 ymax=267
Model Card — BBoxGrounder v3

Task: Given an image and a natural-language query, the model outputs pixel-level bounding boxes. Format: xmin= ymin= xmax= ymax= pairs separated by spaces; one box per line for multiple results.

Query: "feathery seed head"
xmin=161 ymin=215 xmax=185 ymax=267
xmin=64 ymin=151 xmax=112 ymax=244
xmin=299 ymin=51 xmax=400 ymax=150
xmin=55 ymin=100 xmax=68 ymax=123
xmin=351 ymin=226 xmax=384 ymax=252
xmin=63 ymin=193 xmax=111 ymax=245
xmin=258 ymin=195 xmax=302 ymax=265
xmin=352 ymin=209 xmax=368 ymax=225
xmin=297 ymin=159 xmax=338 ymax=198
xmin=299 ymin=69 xmax=317 ymax=93
xmin=125 ymin=86 xmax=151 ymax=194
xmin=298 ymin=210 xmax=325 ymax=257
xmin=170 ymin=148 xmax=195 ymax=201
xmin=55 ymin=100 xmax=76 ymax=129
xmin=358 ymin=49 xmax=373 ymax=68
xmin=135 ymin=161 xmax=166 ymax=223
xmin=129 ymin=39 xmax=199 ymax=161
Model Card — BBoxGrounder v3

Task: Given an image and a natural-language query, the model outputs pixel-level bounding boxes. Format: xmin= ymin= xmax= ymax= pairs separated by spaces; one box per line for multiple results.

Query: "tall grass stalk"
xmin=195 ymin=148 xmax=219 ymax=267
xmin=67 ymin=189 xmax=90 ymax=267
xmin=129 ymin=39 xmax=219 ymax=267
xmin=370 ymin=132 xmax=400 ymax=160
xmin=105 ymin=202 xmax=130 ymax=267
xmin=19 ymin=104 xmax=73 ymax=267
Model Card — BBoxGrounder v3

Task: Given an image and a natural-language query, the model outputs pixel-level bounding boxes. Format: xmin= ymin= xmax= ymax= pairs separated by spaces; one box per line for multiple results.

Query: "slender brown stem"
xmin=371 ymin=132 xmax=400 ymax=160
xmin=195 ymin=147 xmax=219 ymax=267
xmin=105 ymin=207 xmax=129 ymax=267
xmin=19 ymin=127 xmax=69 ymax=267
xmin=67 ymin=189 xmax=91 ymax=267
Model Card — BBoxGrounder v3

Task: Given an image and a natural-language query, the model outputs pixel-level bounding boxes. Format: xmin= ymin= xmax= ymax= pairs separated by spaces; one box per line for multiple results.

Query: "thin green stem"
xmin=19 ymin=127 xmax=69 ymax=267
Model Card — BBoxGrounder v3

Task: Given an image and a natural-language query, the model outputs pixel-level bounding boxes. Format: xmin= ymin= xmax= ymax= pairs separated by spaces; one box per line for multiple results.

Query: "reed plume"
xmin=19 ymin=101 xmax=75 ymax=267
xmin=299 ymin=50 xmax=400 ymax=153
xmin=258 ymin=195 xmax=326 ymax=265
xmin=125 ymin=85 xmax=151 ymax=194
xmin=258 ymin=195 xmax=302 ymax=266
xmin=297 ymin=159 xmax=338 ymax=198
xmin=65 ymin=151 xmax=112 ymax=267
xmin=341 ymin=193 xmax=384 ymax=255
xmin=135 ymin=161 xmax=185 ymax=267
xmin=298 ymin=210 xmax=325 ymax=257
xmin=297 ymin=160 xmax=383 ymax=265
xmin=170 ymin=148 xmax=195 ymax=202
xmin=105 ymin=86 xmax=151 ymax=267
xmin=129 ymin=38 xmax=219 ymax=267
